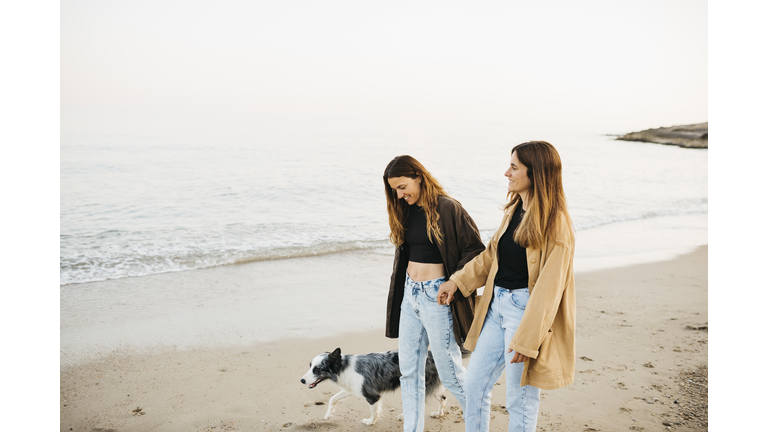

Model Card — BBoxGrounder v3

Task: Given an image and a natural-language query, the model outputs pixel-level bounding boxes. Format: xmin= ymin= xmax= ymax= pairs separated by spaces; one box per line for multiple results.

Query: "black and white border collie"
xmin=300 ymin=348 xmax=447 ymax=425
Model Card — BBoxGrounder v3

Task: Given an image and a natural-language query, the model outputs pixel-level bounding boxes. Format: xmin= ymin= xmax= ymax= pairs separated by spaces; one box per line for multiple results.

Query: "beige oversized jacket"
xmin=450 ymin=202 xmax=575 ymax=390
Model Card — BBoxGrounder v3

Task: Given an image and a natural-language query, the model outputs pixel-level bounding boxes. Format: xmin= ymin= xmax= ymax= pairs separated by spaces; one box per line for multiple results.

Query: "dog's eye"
xmin=313 ymin=367 xmax=319 ymax=373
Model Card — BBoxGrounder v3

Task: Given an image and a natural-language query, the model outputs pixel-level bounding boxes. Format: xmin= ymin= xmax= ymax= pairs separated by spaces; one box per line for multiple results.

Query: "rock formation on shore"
xmin=616 ymin=122 xmax=707 ymax=149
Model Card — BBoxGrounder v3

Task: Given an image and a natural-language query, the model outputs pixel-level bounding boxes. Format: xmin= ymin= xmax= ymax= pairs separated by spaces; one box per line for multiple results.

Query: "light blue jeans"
xmin=464 ymin=286 xmax=541 ymax=432
xmin=399 ymin=273 xmax=467 ymax=432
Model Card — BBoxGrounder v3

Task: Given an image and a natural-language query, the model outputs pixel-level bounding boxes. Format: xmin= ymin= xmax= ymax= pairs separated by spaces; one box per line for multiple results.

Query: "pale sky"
xmin=61 ymin=0 xmax=707 ymax=131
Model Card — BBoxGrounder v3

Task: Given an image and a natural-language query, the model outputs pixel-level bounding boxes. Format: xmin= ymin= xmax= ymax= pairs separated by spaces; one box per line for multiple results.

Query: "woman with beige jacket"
xmin=437 ymin=141 xmax=575 ymax=432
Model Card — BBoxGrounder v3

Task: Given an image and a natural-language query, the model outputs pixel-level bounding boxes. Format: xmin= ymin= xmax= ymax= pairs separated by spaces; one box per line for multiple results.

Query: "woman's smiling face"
xmin=505 ymin=151 xmax=531 ymax=196
xmin=387 ymin=176 xmax=422 ymax=206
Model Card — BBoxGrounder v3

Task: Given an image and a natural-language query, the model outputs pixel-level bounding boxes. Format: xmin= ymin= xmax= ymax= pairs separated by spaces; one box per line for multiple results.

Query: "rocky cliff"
xmin=616 ymin=122 xmax=707 ymax=149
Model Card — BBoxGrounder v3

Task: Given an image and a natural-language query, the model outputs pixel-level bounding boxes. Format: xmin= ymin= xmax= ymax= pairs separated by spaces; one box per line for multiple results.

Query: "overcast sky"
xmin=61 ymin=0 xmax=707 ymax=131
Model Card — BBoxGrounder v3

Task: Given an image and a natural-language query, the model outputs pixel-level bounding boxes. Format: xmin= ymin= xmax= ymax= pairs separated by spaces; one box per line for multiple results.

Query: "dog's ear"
xmin=330 ymin=348 xmax=341 ymax=360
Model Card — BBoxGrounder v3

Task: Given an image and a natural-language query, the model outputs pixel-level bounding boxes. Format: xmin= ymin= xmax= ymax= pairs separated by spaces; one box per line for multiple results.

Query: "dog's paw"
xmin=323 ymin=406 xmax=336 ymax=420
xmin=430 ymin=410 xmax=446 ymax=419
xmin=362 ymin=417 xmax=377 ymax=425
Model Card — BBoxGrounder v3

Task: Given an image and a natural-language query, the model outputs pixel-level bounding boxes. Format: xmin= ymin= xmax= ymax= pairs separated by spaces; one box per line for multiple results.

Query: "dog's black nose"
xmin=301 ymin=379 xmax=306 ymax=384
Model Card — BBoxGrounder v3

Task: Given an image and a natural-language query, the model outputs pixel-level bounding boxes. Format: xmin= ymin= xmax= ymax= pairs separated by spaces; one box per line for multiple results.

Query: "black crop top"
xmin=494 ymin=204 xmax=529 ymax=290
xmin=405 ymin=205 xmax=443 ymax=264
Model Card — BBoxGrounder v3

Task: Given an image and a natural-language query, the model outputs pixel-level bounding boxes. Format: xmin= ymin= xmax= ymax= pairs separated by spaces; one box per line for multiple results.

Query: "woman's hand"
xmin=437 ymin=280 xmax=458 ymax=305
xmin=508 ymin=348 xmax=530 ymax=363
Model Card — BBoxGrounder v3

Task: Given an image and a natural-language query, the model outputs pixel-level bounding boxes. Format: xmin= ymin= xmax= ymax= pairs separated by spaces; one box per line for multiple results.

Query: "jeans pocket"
xmin=423 ymin=286 xmax=440 ymax=303
xmin=509 ymin=289 xmax=529 ymax=310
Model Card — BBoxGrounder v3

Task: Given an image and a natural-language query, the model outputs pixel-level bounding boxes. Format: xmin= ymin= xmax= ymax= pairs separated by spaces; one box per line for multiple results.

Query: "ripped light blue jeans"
xmin=399 ymin=273 xmax=467 ymax=432
xmin=464 ymin=286 xmax=541 ymax=432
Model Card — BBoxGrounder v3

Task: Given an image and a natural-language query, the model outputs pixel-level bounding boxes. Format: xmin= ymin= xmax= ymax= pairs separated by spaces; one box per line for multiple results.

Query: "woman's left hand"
xmin=508 ymin=348 xmax=529 ymax=363
xmin=437 ymin=280 xmax=458 ymax=305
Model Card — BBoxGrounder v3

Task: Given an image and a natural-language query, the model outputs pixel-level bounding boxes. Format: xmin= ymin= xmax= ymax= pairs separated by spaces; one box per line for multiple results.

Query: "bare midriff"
xmin=407 ymin=261 xmax=445 ymax=282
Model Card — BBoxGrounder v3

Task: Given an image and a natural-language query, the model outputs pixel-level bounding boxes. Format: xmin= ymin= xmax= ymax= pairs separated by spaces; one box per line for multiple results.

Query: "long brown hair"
xmin=506 ymin=141 xmax=574 ymax=249
xmin=383 ymin=155 xmax=447 ymax=247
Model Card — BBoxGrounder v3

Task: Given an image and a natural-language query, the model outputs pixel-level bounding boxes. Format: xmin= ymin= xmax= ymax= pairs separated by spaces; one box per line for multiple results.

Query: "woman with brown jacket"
xmin=384 ymin=155 xmax=485 ymax=432
xmin=437 ymin=141 xmax=576 ymax=432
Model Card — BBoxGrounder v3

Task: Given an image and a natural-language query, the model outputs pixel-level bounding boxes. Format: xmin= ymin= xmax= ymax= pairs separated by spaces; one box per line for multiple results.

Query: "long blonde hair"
xmin=506 ymin=141 xmax=574 ymax=249
xmin=383 ymin=155 xmax=446 ymax=247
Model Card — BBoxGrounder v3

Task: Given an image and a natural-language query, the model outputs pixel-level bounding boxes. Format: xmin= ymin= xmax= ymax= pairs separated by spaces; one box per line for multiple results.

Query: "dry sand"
xmin=60 ymin=246 xmax=707 ymax=431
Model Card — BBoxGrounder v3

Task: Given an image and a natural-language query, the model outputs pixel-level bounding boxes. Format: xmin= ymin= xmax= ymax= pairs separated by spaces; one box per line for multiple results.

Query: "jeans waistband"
xmin=405 ymin=272 xmax=446 ymax=290
xmin=496 ymin=284 xmax=529 ymax=291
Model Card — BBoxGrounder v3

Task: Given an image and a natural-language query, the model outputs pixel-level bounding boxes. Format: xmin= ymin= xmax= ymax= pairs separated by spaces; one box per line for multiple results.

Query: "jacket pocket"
xmin=534 ymin=329 xmax=562 ymax=376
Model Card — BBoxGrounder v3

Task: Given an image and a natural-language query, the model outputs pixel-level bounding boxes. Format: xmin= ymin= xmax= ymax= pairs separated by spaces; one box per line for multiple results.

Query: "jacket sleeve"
xmin=454 ymin=204 xmax=486 ymax=273
xmin=450 ymin=229 xmax=498 ymax=298
xmin=507 ymin=240 xmax=573 ymax=358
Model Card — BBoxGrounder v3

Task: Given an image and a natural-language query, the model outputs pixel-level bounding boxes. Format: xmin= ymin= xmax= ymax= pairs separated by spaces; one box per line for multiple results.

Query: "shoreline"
xmin=61 ymin=212 xmax=708 ymax=289
xmin=61 ymin=246 xmax=708 ymax=431
xmin=61 ymin=212 xmax=708 ymax=370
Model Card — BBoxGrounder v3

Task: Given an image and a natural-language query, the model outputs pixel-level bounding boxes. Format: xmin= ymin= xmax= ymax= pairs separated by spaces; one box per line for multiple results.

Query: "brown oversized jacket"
xmin=385 ymin=195 xmax=485 ymax=347
xmin=450 ymin=201 xmax=576 ymax=390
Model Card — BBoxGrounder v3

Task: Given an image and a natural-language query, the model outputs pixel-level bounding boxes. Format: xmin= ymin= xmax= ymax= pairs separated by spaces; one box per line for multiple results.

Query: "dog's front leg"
xmin=362 ymin=400 xmax=382 ymax=425
xmin=429 ymin=393 xmax=448 ymax=418
xmin=324 ymin=390 xmax=353 ymax=420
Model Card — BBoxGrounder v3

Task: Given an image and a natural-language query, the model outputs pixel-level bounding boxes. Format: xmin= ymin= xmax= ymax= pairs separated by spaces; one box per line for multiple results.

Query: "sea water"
xmin=60 ymin=110 xmax=707 ymax=286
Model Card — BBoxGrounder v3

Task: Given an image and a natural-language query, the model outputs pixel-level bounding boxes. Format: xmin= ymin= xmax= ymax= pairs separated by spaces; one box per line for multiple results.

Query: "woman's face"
xmin=505 ymin=151 xmax=531 ymax=196
xmin=387 ymin=176 xmax=422 ymax=206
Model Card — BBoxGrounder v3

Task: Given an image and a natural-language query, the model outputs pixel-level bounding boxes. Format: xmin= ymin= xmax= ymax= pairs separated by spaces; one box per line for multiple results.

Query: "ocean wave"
xmin=61 ymin=205 xmax=707 ymax=286
xmin=60 ymin=237 xmax=393 ymax=286
xmin=573 ymin=206 xmax=707 ymax=231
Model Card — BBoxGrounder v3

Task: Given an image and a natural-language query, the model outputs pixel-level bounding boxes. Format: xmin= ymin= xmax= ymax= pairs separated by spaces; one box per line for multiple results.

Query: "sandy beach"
xmin=60 ymin=245 xmax=707 ymax=431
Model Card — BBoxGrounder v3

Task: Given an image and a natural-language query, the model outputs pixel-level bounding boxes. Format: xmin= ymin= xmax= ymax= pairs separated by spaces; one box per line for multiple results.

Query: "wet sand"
xmin=60 ymin=246 xmax=707 ymax=431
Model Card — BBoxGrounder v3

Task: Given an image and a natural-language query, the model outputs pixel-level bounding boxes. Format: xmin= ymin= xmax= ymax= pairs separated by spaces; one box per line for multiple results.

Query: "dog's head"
xmin=300 ymin=348 xmax=342 ymax=389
